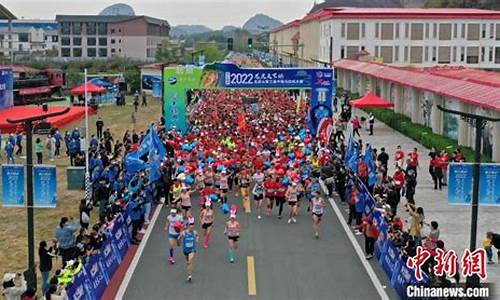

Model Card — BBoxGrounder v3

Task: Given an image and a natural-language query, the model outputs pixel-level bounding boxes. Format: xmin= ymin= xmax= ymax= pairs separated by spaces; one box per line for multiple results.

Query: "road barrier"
xmin=350 ymin=176 xmax=430 ymax=300
xmin=66 ymin=212 xmax=133 ymax=300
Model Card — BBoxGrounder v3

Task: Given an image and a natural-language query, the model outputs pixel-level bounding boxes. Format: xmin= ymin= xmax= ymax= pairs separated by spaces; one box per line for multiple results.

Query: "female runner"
xmin=285 ymin=182 xmax=299 ymax=223
xmin=310 ymin=191 xmax=326 ymax=238
xmin=180 ymin=186 xmax=193 ymax=217
xmin=199 ymin=200 xmax=215 ymax=249
xmin=165 ymin=208 xmax=183 ymax=264
xmin=252 ymin=169 xmax=265 ymax=219
xmin=179 ymin=220 xmax=199 ymax=282
xmin=224 ymin=213 xmax=241 ymax=263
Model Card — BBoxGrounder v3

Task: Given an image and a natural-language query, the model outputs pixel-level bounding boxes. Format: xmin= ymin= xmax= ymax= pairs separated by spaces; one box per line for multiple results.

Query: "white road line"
xmin=116 ymin=204 xmax=163 ymax=300
xmin=320 ymin=179 xmax=389 ymax=300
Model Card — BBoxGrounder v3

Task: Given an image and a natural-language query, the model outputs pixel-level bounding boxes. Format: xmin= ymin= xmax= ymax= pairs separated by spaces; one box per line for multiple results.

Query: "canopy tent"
xmin=351 ymin=92 xmax=394 ymax=108
xmin=71 ymin=82 xmax=106 ymax=95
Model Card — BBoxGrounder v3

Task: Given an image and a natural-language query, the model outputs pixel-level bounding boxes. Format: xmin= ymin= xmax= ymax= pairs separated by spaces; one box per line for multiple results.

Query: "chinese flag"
xmin=238 ymin=112 xmax=247 ymax=134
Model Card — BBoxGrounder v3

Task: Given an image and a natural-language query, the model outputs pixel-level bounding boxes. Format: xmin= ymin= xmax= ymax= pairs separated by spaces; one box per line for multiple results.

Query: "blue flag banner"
xmin=111 ymin=218 xmax=130 ymax=261
xmin=448 ymin=163 xmax=473 ymax=205
xmin=124 ymin=152 xmax=147 ymax=174
xmin=66 ymin=268 xmax=94 ymax=300
xmin=381 ymin=241 xmax=400 ymax=279
xmin=136 ymin=131 xmax=152 ymax=158
xmin=121 ymin=211 xmax=133 ymax=241
xmin=33 ymin=165 xmax=57 ymax=208
xmin=2 ymin=164 xmax=25 ymax=207
xmin=374 ymin=239 xmax=387 ymax=261
xmin=0 ymin=68 xmax=14 ymax=110
xmin=148 ymin=129 xmax=167 ymax=182
xmin=100 ymin=239 xmax=119 ymax=280
xmin=84 ymin=255 xmax=108 ymax=300
xmin=479 ymin=163 xmax=500 ymax=206
xmin=391 ymin=258 xmax=414 ymax=300
xmin=364 ymin=144 xmax=377 ymax=186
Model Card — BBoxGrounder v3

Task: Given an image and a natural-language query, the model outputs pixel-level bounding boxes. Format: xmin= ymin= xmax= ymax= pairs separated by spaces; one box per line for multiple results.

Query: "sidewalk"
xmin=354 ymin=109 xmax=500 ymax=297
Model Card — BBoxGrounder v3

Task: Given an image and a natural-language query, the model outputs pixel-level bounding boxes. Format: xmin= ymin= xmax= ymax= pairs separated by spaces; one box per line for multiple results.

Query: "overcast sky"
xmin=3 ymin=0 xmax=315 ymax=29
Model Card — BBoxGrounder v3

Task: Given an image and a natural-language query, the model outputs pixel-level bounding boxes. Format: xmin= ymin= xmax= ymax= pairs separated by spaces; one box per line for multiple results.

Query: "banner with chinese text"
xmin=1 ymin=164 xmax=25 ymax=207
xmin=33 ymin=165 xmax=57 ymax=208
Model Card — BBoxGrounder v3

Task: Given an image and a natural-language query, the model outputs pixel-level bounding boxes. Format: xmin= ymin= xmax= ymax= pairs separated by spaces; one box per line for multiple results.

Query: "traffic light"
xmin=247 ymin=38 xmax=253 ymax=49
xmin=227 ymin=38 xmax=233 ymax=51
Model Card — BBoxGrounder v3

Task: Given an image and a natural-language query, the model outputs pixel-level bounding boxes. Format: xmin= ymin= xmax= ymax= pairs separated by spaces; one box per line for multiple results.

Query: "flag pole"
xmin=84 ymin=68 xmax=90 ymax=202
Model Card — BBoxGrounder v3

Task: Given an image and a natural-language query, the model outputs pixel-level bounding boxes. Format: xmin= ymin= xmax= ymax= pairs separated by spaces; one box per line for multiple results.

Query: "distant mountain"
xmin=242 ymin=14 xmax=283 ymax=34
xmin=310 ymin=0 xmax=402 ymax=13
xmin=221 ymin=25 xmax=239 ymax=33
xmin=170 ymin=25 xmax=213 ymax=37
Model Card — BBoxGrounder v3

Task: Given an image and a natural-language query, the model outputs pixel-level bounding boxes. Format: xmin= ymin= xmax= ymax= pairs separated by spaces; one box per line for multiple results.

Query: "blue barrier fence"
xmin=351 ymin=176 xmax=430 ymax=299
xmin=66 ymin=212 xmax=132 ymax=300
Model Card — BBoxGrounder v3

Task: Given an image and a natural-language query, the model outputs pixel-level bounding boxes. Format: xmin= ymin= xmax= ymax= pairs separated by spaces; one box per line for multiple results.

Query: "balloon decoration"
xmin=185 ymin=175 xmax=195 ymax=185
xmin=221 ymin=203 xmax=230 ymax=214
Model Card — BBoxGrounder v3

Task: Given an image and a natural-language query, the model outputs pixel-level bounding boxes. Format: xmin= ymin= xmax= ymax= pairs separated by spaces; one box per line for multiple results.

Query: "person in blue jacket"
xmin=69 ymin=139 xmax=79 ymax=166
xmin=15 ymin=132 xmax=23 ymax=156
xmin=54 ymin=217 xmax=79 ymax=265
xmin=5 ymin=141 xmax=14 ymax=163
xmin=71 ymin=127 xmax=81 ymax=140
xmin=89 ymin=134 xmax=99 ymax=151
xmin=64 ymin=131 xmax=71 ymax=156
xmin=128 ymin=193 xmax=144 ymax=245
xmin=8 ymin=133 xmax=15 ymax=148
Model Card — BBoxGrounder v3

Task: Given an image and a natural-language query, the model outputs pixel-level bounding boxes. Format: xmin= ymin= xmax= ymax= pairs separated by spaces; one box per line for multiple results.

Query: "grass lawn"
xmin=0 ymin=96 xmax=162 ymax=280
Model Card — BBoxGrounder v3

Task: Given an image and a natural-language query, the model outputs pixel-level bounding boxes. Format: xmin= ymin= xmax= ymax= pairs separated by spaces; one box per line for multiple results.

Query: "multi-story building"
xmin=272 ymin=7 xmax=500 ymax=68
xmin=55 ymin=15 xmax=169 ymax=61
xmin=0 ymin=20 xmax=59 ymax=58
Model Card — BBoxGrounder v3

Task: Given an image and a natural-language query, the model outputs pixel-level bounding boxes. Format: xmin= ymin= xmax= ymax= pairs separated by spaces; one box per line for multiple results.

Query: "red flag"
xmin=238 ymin=112 xmax=247 ymax=134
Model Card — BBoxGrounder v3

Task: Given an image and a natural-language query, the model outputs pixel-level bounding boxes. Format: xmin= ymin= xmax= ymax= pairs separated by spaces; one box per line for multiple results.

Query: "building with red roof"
xmin=271 ymin=7 xmax=500 ymax=69
xmin=335 ymin=58 xmax=500 ymax=161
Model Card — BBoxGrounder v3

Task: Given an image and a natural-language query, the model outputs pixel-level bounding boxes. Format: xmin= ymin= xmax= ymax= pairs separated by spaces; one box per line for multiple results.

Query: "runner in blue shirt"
xmin=178 ymin=220 xmax=199 ymax=282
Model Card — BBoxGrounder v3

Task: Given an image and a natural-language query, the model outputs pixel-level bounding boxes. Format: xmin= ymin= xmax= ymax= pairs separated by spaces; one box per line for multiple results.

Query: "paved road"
xmin=123 ymin=192 xmax=387 ymax=300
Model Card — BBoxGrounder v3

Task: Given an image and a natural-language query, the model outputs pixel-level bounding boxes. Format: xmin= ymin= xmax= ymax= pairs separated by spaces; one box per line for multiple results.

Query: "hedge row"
xmin=363 ymin=108 xmax=491 ymax=163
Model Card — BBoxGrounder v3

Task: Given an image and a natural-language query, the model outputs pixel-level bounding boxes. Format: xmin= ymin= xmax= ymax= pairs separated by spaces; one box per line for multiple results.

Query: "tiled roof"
xmin=334 ymin=59 xmax=500 ymax=112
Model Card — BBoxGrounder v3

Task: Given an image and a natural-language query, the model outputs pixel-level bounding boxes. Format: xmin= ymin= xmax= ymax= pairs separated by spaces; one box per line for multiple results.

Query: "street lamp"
xmin=436 ymin=105 xmax=500 ymax=286
xmin=7 ymin=107 xmax=70 ymax=289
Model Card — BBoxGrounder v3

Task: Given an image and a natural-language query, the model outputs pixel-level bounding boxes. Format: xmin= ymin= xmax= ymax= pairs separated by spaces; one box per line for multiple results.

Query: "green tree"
xmin=183 ymin=42 xmax=224 ymax=64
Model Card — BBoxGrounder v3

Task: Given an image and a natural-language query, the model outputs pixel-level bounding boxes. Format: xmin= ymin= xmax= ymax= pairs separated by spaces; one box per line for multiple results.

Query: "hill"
xmin=242 ymin=14 xmax=283 ymax=34
xmin=170 ymin=25 xmax=213 ymax=37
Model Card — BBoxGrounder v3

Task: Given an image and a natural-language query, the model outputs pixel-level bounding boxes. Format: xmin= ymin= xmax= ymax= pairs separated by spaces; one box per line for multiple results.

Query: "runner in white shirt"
xmin=165 ymin=209 xmax=183 ymax=264
xmin=310 ymin=191 xmax=326 ymax=239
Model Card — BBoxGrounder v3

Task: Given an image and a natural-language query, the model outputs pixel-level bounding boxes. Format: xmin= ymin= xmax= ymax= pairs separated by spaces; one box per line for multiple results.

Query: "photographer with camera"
xmin=39 ymin=240 xmax=57 ymax=295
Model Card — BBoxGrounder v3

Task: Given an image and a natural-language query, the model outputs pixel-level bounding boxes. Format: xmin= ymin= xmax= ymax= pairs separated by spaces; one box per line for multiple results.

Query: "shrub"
xmin=364 ymin=108 xmax=491 ymax=163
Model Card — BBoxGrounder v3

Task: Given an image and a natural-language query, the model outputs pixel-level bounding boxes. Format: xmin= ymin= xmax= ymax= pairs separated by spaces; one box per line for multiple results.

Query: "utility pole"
xmin=7 ymin=107 xmax=70 ymax=289
xmin=437 ymin=105 xmax=500 ymax=286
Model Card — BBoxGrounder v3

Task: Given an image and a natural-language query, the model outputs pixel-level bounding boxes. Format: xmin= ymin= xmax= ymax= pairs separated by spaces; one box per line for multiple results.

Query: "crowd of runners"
xmin=162 ymin=89 xmax=330 ymax=281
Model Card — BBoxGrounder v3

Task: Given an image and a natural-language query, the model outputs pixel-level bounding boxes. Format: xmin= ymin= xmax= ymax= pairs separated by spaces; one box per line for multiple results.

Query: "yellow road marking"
xmin=247 ymin=256 xmax=257 ymax=296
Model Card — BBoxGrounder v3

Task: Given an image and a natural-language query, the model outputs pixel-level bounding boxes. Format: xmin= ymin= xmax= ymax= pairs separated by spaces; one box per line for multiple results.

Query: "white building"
xmin=318 ymin=8 xmax=500 ymax=68
xmin=272 ymin=7 xmax=500 ymax=68
xmin=336 ymin=59 xmax=500 ymax=162
xmin=0 ymin=20 xmax=59 ymax=58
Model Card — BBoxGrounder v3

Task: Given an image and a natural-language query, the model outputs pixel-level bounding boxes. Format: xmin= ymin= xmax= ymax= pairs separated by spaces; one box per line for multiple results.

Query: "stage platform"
xmin=0 ymin=106 xmax=94 ymax=133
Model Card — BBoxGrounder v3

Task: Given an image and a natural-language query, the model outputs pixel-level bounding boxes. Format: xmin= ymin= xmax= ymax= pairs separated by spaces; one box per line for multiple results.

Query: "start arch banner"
xmin=163 ymin=63 xmax=336 ymax=134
